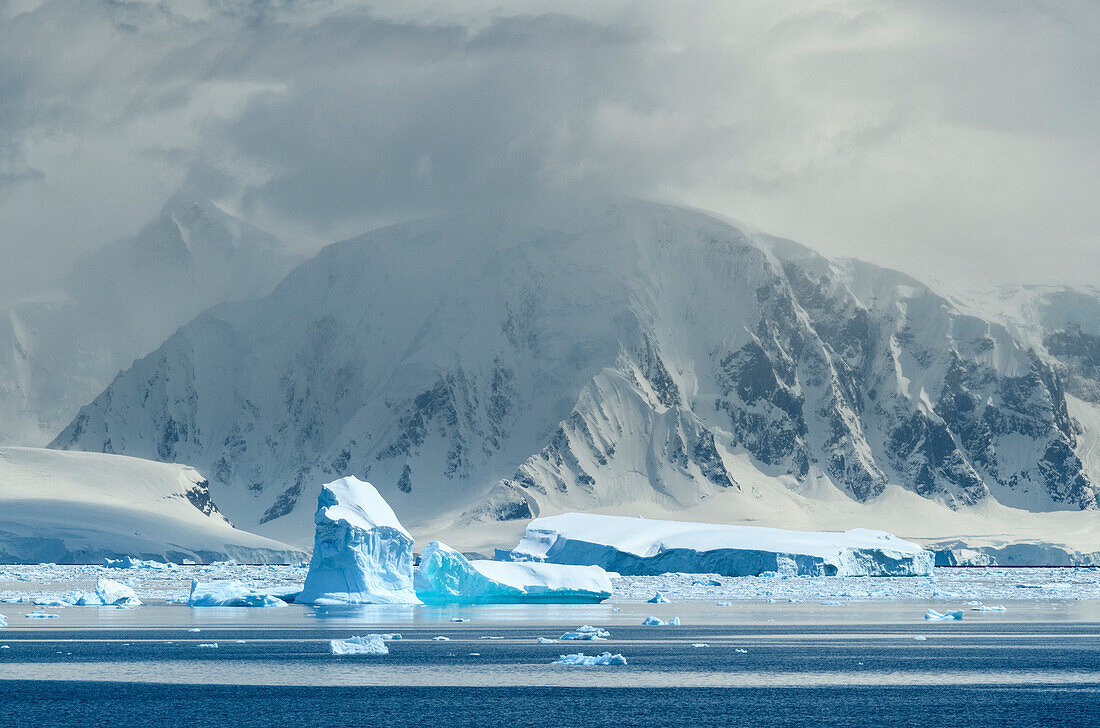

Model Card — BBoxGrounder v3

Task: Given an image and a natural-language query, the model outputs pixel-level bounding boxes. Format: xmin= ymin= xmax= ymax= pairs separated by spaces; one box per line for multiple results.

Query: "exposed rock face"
xmin=51 ymin=202 xmax=1097 ymax=545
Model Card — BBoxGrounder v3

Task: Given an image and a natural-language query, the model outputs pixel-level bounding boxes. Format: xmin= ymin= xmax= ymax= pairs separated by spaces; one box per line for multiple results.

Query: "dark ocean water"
xmin=2 ymin=622 xmax=1098 ymax=727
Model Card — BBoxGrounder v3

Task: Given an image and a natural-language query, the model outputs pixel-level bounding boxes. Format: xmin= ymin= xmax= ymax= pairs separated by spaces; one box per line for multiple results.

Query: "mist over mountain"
xmin=0 ymin=191 xmax=300 ymax=445
xmin=51 ymin=200 xmax=1099 ymax=550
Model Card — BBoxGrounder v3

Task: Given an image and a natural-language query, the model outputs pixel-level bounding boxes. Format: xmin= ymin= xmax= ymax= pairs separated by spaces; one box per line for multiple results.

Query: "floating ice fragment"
xmin=669 ymin=617 xmax=681 ymax=626
xmin=641 ymin=616 xmax=666 ymax=626
xmin=648 ymin=591 xmax=671 ymax=603
xmin=914 ymin=636 xmax=927 ymax=641
xmin=0 ymin=613 xmax=5 ymax=627
xmin=692 ymin=579 xmax=722 ymax=587
xmin=197 ymin=643 xmax=219 ymax=649
xmin=25 ymin=612 xmax=58 ymax=619
xmin=735 ymin=648 xmax=748 ymax=654
xmin=553 ymin=652 xmax=627 ymax=666
xmin=187 ymin=580 xmax=287 ymax=607
xmin=76 ymin=577 xmax=142 ymax=607
xmin=692 ymin=643 xmax=709 ymax=648
xmin=561 ymin=625 xmax=610 ymax=640
xmin=432 ymin=636 xmax=451 ymax=641
xmin=450 ymin=617 xmax=468 ymax=622
xmin=924 ymin=610 xmax=963 ymax=621
xmin=330 ymin=635 xmax=388 ymax=655
xmin=537 ymin=637 xmax=558 ymax=644
xmin=187 ymin=628 xmax=201 ymax=632
xmin=971 ymin=605 xmax=1006 ymax=612
xmin=716 ymin=601 xmax=732 ymax=607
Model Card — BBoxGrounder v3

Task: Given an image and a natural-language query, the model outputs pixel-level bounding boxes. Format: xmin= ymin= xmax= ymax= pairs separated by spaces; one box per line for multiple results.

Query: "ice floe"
xmin=187 ymin=580 xmax=287 ymax=607
xmin=330 ymin=635 xmax=389 ymax=655
xmin=552 ymin=652 xmax=627 ymax=666
xmin=924 ymin=609 xmax=964 ymax=621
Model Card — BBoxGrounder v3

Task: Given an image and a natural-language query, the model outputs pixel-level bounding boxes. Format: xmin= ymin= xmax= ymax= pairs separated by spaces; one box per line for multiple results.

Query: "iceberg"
xmin=197 ymin=643 xmax=219 ymax=648
xmin=924 ymin=609 xmax=964 ymax=621
xmin=330 ymin=635 xmax=389 ymax=655
xmin=0 ymin=613 xmax=6 ymax=627
xmin=76 ymin=577 xmax=142 ymax=607
xmin=553 ymin=652 xmax=627 ymax=666
xmin=648 ymin=591 xmax=671 ymax=603
xmin=509 ymin=513 xmax=934 ymax=577
xmin=187 ymin=580 xmax=287 ymax=607
xmin=560 ymin=625 xmax=610 ymax=640
xmin=414 ymin=541 xmax=611 ymax=604
xmin=297 ymin=477 xmax=420 ymax=605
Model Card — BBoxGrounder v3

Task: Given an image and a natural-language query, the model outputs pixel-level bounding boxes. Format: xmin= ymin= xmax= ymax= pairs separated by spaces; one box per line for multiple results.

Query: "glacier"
xmin=47 ymin=201 xmax=1100 ymax=561
xmin=0 ymin=447 xmax=305 ymax=564
xmin=510 ymin=513 xmax=934 ymax=577
xmin=414 ymin=540 xmax=611 ymax=604
xmin=297 ymin=477 xmax=421 ymax=605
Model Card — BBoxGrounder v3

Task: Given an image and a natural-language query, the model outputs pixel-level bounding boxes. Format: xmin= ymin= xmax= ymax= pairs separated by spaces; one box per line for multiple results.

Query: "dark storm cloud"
xmin=0 ymin=0 xmax=1097 ymax=301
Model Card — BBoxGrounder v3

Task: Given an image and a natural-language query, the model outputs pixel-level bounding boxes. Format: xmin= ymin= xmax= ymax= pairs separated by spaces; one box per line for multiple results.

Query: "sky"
xmin=1 ymin=0 xmax=1097 ymax=303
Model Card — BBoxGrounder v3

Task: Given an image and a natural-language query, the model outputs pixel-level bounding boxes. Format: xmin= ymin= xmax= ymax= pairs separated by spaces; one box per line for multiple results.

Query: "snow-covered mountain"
xmin=0 ymin=190 xmax=299 ymax=445
xmin=50 ymin=201 xmax=1098 ymax=552
xmin=0 ymin=447 xmax=304 ymax=563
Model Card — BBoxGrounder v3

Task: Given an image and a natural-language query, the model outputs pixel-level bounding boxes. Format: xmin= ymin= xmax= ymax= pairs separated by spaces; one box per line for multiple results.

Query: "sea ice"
xmin=537 ymin=637 xmax=558 ymax=644
xmin=641 ymin=616 xmax=667 ymax=625
xmin=415 ymin=541 xmax=611 ymax=604
xmin=560 ymin=625 xmax=610 ymax=640
xmin=509 ymin=513 xmax=934 ymax=576
xmin=330 ymin=635 xmax=389 ymax=655
xmin=25 ymin=612 xmax=58 ymax=619
xmin=103 ymin=557 xmax=175 ymax=570
xmin=553 ymin=652 xmax=627 ymax=666
xmin=0 ymin=613 xmax=6 ymax=627
xmin=924 ymin=609 xmax=964 ymax=621
xmin=297 ymin=477 xmax=420 ymax=605
xmin=648 ymin=591 xmax=671 ymax=603
xmin=971 ymin=604 xmax=1006 ymax=611
xmin=187 ymin=580 xmax=287 ymax=607
xmin=432 ymin=636 xmax=451 ymax=641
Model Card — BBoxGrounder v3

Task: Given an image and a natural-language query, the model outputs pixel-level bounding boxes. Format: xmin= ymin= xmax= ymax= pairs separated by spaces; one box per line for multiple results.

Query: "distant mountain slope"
xmin=0 ymin=447 xmax=304 ymax=564
xmin=52 ymin=201 xmax=1097 ymax=549
xmin=0 ymin=191 xmax=300 ymax=445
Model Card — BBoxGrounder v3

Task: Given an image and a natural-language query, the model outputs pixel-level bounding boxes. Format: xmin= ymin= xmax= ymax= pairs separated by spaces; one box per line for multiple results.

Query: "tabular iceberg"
xmin=414 ymin=541 xmax=611 ymax=604
xmin=297 ymin=477 xmax=420 ymax=605
xmin=509 ymin=513 xmax=933 ymax=577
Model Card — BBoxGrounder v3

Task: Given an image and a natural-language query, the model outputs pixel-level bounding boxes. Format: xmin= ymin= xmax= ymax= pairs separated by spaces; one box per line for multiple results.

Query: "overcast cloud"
xmin=0 ymin=0 xmax=1097 ymax=302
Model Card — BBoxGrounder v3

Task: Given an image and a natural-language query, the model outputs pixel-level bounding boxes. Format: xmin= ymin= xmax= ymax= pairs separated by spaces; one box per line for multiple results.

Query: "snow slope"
xmin=510 ymin=513 xmax=933 ymax=577
xmin=51 ymin=200 xmax=1098 ymax=554
xmin=0 ymin=447 xmax=305 ymax=563
xmin=0 ymin=189 xmax=299 ymax=445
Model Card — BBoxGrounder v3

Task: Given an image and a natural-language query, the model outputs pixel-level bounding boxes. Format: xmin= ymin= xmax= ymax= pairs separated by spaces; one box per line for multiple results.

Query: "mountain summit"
xmin=0 ymin=191 xmax=299 ymax=445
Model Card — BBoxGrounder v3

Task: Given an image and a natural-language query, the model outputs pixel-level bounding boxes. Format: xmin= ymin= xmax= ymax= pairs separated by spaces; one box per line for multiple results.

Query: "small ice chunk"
xmin=450 ymin=617 xmax=468 ymax=622
xmin=641 ymin=616 xmax=666 ymax=626
xmin=914 ymin=636 xmax=927 ymax=641
xmin=669 ymin=617 xmax=681 ymax=626
xmin=0 ymin=613 xmax=6 ymax=627
xmin=187 ymin=628 xmax=201 ymax=632
xmin=78 ymin=577 xmax=142 ymax=607
xmin=561 ymin=625 xmax=610 ymax=640
xmin=553 ymin=652 xmax=627 ymax=666
xmin=971 ymin=604 xmax=1006 ymax=612
xmin=716 ymin=601 xmax=732 ymax=607
xmin=197 ymin=643 xmax=219 ymax=649
xmin=692 ymin=643 xmax=709 ymax=648
xmin=25 ymin=612 xmax=59 ymax=619
xmin=692 ymin=579 xmax=721 ymax=587
xmin=537 ymin=637 xmax=558 ymax=644
xmin=924 ymin=609 xmax=963 ymax=621
xmin=648 ymin=591 xmax=671 ymax=603
xmin=735 ymin=648 xmax=748 ymax=654
xmin=432 ymin=636 xmax=451 ymax=641
xmin=330 ymin=635 xmax=389 ymax=655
